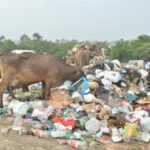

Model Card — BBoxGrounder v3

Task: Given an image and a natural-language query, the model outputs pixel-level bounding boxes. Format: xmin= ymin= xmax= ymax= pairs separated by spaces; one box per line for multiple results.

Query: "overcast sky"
xmin=0 ymin=0 xmax=150 ymax=41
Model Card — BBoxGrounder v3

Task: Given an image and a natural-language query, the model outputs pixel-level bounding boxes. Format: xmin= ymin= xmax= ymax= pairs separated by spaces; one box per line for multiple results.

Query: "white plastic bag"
xmin=85 ymin=117 xmax=100 ymax=133
xmin=101 ymin=78 xmax=112 ymax=89
xmin=140 ymin=116 xmax=150 ymax=133
xmin=59 ymin=81 xmax=72 ymax=90
xmin=8 ymin=100 xmax=29 ymax=115
xmin=83 ymin=93 xmax=96 ymax=103
xmin=141 ymin=132 xmax=150 ymax=142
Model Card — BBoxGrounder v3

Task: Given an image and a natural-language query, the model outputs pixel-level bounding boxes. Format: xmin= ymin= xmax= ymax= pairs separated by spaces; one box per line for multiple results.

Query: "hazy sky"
xmin=0 ymin=0 xmax=150 ymax=41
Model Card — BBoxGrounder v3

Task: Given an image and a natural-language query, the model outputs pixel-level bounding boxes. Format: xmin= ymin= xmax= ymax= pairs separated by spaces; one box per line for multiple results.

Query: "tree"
xmin=137 ymin=35 xmax=150 ymax=42
xmin=0 ymin=35 xmax=5 ymax=41
xmin=20 ymin=34 xmax=30 ymax=42
xmin=33 ymin=33 xmax=42 ymax=40
xmin=109 ymin=35 xmax=150 ymax=62
xmin=0 ymin=39 xmax=16 ymax=51
xmin=18 ymin=34 xmax=32 ymax=49
xmin=109 ymin=39 xmax=132 ymax=62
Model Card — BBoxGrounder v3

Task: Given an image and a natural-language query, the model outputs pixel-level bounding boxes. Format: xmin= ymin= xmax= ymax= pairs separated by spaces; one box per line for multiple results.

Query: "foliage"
xmin=109 ymin=35 xmax=150 ymax=62
xmin=0 ymin=33 xmax=149 ymax=61
xmin=0 ymin=34 xmax=79 ymax=57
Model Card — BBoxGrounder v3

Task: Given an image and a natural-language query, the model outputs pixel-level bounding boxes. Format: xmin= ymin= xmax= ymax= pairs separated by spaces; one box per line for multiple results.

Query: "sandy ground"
xmin=0 ymin=116 xmax=149 ymax=150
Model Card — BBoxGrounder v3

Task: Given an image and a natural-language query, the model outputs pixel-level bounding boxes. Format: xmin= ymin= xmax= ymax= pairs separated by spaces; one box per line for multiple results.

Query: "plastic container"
xmin=69 ymin=77 xmax=90 ymax=96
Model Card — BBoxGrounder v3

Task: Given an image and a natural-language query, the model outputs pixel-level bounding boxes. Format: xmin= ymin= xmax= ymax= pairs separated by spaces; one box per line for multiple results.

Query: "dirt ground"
xmin=0 ymin=116 xmax=149 ymax=150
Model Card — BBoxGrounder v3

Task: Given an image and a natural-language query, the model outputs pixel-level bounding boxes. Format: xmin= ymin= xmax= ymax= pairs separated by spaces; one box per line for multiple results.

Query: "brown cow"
xmin=0 ymin=52 xmax=85 ymax=107
xmin=0 ymin=51 xmax=36 ymax=98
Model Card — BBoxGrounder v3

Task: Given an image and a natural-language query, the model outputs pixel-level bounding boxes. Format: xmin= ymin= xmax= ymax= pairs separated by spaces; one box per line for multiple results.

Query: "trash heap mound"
xmin=66 ymin=43 xmax=105 ymax=67
xmin=0 ymin=48 xmax=150 ymax=149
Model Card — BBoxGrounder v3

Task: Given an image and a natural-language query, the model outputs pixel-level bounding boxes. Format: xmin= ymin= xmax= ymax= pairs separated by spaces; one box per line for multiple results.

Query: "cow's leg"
xmin=0 ymin=81 xmax=8 ymax=107
xmin=7 ymin=87 xmax=16 ymax=99
xmin=44 ymin=81 xmax=51 ymax=101
xmin=42 ymin=82 xmax=45 ymax=100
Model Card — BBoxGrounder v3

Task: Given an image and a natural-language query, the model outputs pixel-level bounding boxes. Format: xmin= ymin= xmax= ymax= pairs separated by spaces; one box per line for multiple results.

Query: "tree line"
xmin=108 ymin=34 xmax=150 ymax=62
xmin=0 ymin=33 xmax=149 ymax=62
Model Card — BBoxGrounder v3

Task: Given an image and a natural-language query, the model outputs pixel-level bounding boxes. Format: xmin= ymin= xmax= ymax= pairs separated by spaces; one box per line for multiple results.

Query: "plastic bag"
xmin=123 ymin=122 xmax=140 ymax=137
xmin=85 ymin=117 xmax=100 ymax=133
xmin=140 ymin=116 xmax=150 ymax=132
xmin=83 ymin=94 xmax=96 ymax=103
xmin=59 ymin=81 xmax=72 ymax=90
xmin=8 ymin=100 xmax=29 ymax=115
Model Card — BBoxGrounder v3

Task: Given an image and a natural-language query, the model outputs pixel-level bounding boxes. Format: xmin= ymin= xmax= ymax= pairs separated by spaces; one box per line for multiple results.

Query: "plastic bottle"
xmin=68 ymin=140 xmax=87 ymax=149
xmin=50 ymin=130 xmax=66 ymax=138
xmin=57 ymin=139 xmax=87 ymax=150
xmin=40 ymin=130 xmax=51 ymax=138
xmin=64 ymin=132 xmax=85 ymax=141
xmin=32 ymin=129 xmax=51 ymax=138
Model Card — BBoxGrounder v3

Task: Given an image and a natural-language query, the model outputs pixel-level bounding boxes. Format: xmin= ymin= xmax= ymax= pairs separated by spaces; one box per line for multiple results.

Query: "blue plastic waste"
xmin=69 ymin=77 xmax=90 ymax=96
xmin=124 ymin=92 xmax=138 ymax=102
xmin=3 ymin=89 xmax=9 ymax=94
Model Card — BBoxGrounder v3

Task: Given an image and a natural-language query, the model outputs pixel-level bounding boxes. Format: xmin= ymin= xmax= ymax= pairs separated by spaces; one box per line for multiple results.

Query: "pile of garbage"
xmin=66 ymin=43 xmax=105 ymax=67
xmin=0 ymin=56 xmax=150 ymax=149
xmin=68 ymin=43 xmax=101 ymax=54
